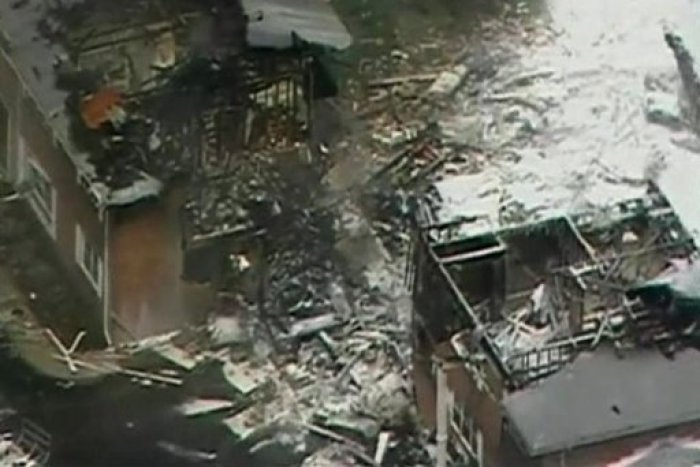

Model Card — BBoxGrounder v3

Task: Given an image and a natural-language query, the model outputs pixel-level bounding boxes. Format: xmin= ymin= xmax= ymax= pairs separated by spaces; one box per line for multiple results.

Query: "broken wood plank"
xmin=368 ymin=73 xmax=438 ymax=88
xmin=222 ymin=360 xmax=269 ymax=395
xmin=565 ymin=216 xmax=602 ymax=264
xmin=53 ymin=355 xmax=183 ymax=386
xmin=304 ymin=423 xmax=378 ymax=466
xmin=482 ymin=92 xmax=546 ymax=113
xmin=109 ymin=363 xmax=184 ymax=386
xmin=288 ymin=313 xmax=339 ymax=339
xmin=154 ymin=343 xmax=198 ymax=371
xmin=374 ymin=432 xmax=390 ymax=465
xmin=68 ymin=331 xmax=86 ymax=354
xmin=45 ymin=329 xmax=77 ymax=374
xmin=439 ymin=244 xmax=506 ymax=266
xmin=317 ymin=331 xmax=338 ymax=358
xmin=177 ymin=399 xmax=235 ymax=417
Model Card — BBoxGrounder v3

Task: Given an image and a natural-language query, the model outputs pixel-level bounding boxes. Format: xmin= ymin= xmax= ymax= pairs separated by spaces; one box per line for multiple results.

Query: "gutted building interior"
xmin=411 ymin=184 xmax=700 ymax=465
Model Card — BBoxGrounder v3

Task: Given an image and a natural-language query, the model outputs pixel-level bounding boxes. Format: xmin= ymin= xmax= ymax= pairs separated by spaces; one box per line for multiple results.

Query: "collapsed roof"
xmin=0 ymin=0 xmax=351 ymax=208
xmin=242 ymin=0 xmax=353 ymax=50
xmin=416 ymin=182 xmax=700 ymax=455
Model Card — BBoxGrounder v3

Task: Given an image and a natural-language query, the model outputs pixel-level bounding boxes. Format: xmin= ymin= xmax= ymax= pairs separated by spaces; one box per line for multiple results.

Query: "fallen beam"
xmin=288 ymin=313 xmax=339 ymax=339
xmin=368 ymin=73 xmax=438 ymax=88
xmin=374 ymin=432 xmax=390 ymax=465
xmin=53 ymin=355 xmax=183 ymax=386
xmin=45 ymin=329 xmax=77 ymax=374
xmin=438 ymin=244 xmax=506 ymax=266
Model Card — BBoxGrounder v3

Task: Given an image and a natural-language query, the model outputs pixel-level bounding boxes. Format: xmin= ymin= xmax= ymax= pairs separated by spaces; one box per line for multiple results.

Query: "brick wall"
xmin=0 ymin=45 xmax=104 ymax=326
xmin=109 ymin=191 xmax=212 ymax=341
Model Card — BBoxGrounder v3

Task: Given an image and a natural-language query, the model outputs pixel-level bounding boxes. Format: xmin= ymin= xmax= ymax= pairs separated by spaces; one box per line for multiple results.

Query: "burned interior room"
xmin=411 ymin=182 xmax=700 ymax=465
xmin=413 ymin=185 xmax=698 ymax=381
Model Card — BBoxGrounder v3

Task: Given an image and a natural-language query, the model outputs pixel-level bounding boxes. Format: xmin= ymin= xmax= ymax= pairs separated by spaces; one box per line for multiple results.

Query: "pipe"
xmin=436 ymin=363 xmax=449 ymax=467
xmin=102 ymin=208 xmax=113 ymax=346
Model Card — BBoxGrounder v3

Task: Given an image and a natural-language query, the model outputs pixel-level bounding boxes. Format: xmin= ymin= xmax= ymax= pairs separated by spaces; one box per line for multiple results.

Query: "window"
xmin=76 ymin=225 xmax=103 ymax=296
xmin=24 ymin=154 xmax=56 ymax=234
xmin=450 ymin=403 xmax=483 ymax=466
xmin=452 ymin=404 xmax=475 ymax=445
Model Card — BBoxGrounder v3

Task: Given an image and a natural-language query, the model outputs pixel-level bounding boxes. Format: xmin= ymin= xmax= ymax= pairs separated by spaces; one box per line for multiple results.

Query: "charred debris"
xmin=1 ymin=0 xmax=700 ymax=466
xmin=410 ymin=183 xmax=700 ymax=463
xmin=414 ymin=188 xmax=699 ymax=391
xmin=44 ymin=0 xmax=325 ymax=233
xmin=0 ymin=0 xmax=430 ymax=466
xmin=27 ymin=0 xmax=350 ymax=305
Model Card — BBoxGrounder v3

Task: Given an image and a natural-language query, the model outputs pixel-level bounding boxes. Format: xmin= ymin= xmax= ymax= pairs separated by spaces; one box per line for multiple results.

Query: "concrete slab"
xmin=222 ymin=360 xmax=270 ymax=395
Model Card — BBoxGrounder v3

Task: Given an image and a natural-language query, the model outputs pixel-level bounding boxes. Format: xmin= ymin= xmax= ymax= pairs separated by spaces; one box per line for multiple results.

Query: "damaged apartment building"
xmin=409 ymin=182 xmax=700 ymax=466
xmin=0 ymin=0 xmax=351 ymax=342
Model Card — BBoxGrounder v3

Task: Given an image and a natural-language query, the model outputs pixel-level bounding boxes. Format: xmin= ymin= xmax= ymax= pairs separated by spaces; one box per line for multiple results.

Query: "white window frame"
xmin=75 ymin=224 xmax=103 ymax=296
xmin=22 ymin=141 xmax=56 ymax=237
xmin=0 ymin=97 xmax=10 ymax=176
xmin=450 ymin=403 xmax=483 ymax=466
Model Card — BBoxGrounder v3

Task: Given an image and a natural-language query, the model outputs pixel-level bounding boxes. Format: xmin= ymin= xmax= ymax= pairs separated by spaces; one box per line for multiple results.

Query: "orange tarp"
xmin=80 ymin=88 xmax=123 ymax=130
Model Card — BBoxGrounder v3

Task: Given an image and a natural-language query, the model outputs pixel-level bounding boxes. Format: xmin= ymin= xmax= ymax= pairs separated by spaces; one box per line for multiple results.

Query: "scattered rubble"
xmin=428 ymin=65 xmax=470 ymax=97
xmin=0 ymin=418 xmax=50 ymax=467
xmin=4 ymin=0 xmax=700 ymax=466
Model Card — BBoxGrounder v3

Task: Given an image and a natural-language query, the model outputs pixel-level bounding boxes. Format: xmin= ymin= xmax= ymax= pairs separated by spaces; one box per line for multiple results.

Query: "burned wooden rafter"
xmin=438 ymin=243 xmax=506 ymax=266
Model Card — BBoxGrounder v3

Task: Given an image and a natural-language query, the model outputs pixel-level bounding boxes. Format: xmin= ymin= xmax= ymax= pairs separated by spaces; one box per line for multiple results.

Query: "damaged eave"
xmin=242 ymin=0 xmax=353 ymax=51
xmin=89 ymin=172 xmax=164 ymax=209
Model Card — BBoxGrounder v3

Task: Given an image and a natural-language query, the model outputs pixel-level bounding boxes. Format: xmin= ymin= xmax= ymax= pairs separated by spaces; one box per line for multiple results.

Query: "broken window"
xmin=23 ymin=149 xmax=55 ymax=234
xmin=75 ymin=225 xmax=103 ymax=295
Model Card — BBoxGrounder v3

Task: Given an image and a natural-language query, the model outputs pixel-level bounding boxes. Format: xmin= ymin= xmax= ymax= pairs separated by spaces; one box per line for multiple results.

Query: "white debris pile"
xmin=357 ymin=373 xmax=412 ymax=427
xmin=195 ymin=257 xmax=423 ymax=466
xmin=208 ymin=315 xmax=247 ymax=347
xmin=301 ymin=445 xmax=360 ymax=467
xmin=138 ymin=161 xmax=426 ymax=465
xmin=417 ymin=4 xmax=700 ymax=242
xmin=428 ymin=65 xmax=469 ymax=97
xmin=0 ymin=438 xmax=38 ymax=467
xmin=489 ymin=285 xmax=561 ymax=360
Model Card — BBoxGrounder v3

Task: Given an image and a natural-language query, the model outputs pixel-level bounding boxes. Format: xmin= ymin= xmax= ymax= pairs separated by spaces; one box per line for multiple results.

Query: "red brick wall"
xmin=0 ymin=46 xmax=104 ymax=312
xmin=19 ymin=97 xmax=104 ymax=254
xmin=0 ymin=42 xmax=216 ymax=343
xmin=437 ymin=343 xmax=506 ymax=467
xmin=109 ymin=191 xmax=212 ymax=340
xmin=413 ymin=338 xmax=508 ymax=467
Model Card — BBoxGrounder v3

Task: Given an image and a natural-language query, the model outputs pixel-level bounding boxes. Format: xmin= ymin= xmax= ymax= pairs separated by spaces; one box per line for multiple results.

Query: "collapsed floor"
xmin=422 ymin=191 xmax=698 ymax=390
